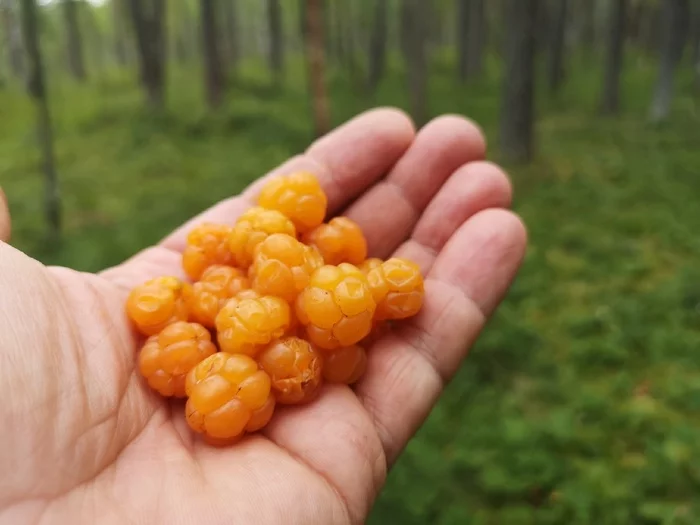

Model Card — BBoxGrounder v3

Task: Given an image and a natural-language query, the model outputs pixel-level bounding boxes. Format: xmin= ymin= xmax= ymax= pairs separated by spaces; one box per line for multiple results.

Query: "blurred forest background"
xmin=1 ymin=0 xmax=700 ymax=523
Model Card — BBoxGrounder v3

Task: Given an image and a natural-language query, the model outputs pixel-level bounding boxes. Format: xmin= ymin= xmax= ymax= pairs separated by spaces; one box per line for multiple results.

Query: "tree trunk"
xmin=401 ymin=0 xmax=428 ymax=126
xmin=499 ymin=0 xmax=538 ymax=163
xmin=600 ymin=0 xmax=627 ymax=114
xmin=112 ymin=0 xmax=129 ymax=66
xmin=580 ymin=0 xmax=596 ymax=50
xmin=267 ymin=0 xmax=284 ymax=86
xmin=200 ymin=0 xmax=224 ymax=108
xmin=649 ymin=0 xmax=690 ymax=122
xmin=457 ymin=0 xmax=470 ymax=81
xmin=62 ymin=0 xmax=86 ymax=81
xmin=691 ymin=7 xmax=700 ymax=90
xmin=223 ymin=0 xmax=239 ymax=74
xmin=305 ymin=0 xmax=330 ymax=137
xmin=2 ymin=1 xmax=25 ymax=80
xmin=548 ymin=0 xmax=568 ymax=93
xmin=127 ymin=0 xmax=167 ymax=109
xmin=367 ymin=0 xmax=388 ymax=92
xmin=20 ymin=0 xmax=60 ymax=241
xmin=467 ymin=0 xmax=485 ymax=77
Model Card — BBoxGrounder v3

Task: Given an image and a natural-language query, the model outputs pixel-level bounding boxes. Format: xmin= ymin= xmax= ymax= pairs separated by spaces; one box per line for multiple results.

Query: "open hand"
xmin=0 ymin=109 xmax=526 ymax=525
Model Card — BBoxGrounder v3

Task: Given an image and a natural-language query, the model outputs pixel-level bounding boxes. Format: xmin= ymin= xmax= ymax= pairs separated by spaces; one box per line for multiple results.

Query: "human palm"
xmin=0 ymin=109 xmax=526 ymax=525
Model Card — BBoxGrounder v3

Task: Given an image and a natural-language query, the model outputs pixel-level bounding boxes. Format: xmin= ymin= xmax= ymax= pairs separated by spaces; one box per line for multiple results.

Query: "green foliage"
xmin=2 ymin=28 xmax=700 ymax=525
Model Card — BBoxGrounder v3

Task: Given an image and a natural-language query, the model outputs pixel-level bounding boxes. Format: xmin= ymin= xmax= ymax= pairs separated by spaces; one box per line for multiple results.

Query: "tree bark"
xmin=467 ymin=0 xmax=485 ymax=77
xmin=112 ymin=0 xmax=129 ymax=66
xmin=367 ymin=0 xmax=388 ymax=92
xmin=267 ymin=0 xmax=284 ymax=86
xmin=62 ymin=0 xmax=86 ymax=81
xmin=600 ymin=0 xmax=627 ymax=114
xmin=305 ymin=0 xmax=330 ymax=137
xmin=223 ymin=0 xmax=239 ymax=74
xmin=401 ymin=0 xmax=428 ymax=126
xmin=2 ymin=1 xmax=25 ymax=80
xmin=580 ymin=0 xmax=596 ymax=50
xmin=127 ymin=0 xmax=167 ymax=109
xmin=499 ymin=0 xmax=538 ymax=163
xmin=548 ymin=0 xmax=568 ymax=93
xmin=457 ymin=0 xmax=470 ymax=81
xmin=201 ymin=0 xmax=224 ymax=108
xmin=20 ymin=0 xmax=60 ymax=240
xmin=649 ymin=0 xmax=690 ymax=122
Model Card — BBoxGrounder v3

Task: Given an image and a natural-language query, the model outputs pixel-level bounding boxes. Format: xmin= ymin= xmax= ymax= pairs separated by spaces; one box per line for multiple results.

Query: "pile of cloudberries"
xmin=125 ymin=172 xmax=425 ymax=445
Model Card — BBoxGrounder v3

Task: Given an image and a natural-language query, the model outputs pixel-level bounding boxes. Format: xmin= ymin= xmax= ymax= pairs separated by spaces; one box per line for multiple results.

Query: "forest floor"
xmin=2 ymin=54 xmax=700 ymax=524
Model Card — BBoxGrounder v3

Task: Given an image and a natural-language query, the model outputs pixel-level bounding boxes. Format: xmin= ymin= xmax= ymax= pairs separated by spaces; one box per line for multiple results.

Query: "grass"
xmin=2 ymin=51 xmax=700 ymax=524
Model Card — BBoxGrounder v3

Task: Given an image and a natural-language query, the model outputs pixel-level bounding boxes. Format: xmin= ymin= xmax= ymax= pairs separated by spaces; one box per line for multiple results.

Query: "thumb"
xmin=0 ymin=188 xmax=11 ymax=243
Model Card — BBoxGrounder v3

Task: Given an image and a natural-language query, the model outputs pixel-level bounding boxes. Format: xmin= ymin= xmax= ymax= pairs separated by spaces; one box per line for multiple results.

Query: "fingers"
xmin=0 ymin=188 xmax=11 ymax=243
xmin=160 ymin=108 xmax=415 ymax=251
xmin=355 ymin=210 xmax=527 ymax=464
xmin=343 ymin=115 xmax=487 ymax=258
xmin=393 ymin=161 xmax=513 ymax=272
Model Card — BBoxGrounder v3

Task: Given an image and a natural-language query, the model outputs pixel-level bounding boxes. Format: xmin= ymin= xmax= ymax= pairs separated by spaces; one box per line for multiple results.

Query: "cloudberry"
xmin=322 ymin=344 xmax=367 ymax=385
xmin=302 ymin=217 xmax=367 ymax=266
xmin=249 ymin=233 xmax=324 ymax=302
xmin=126 ymin=276 xmax=190 ymax=336
xmin=257 ymin=172 xmax=327 ymax=233
xmin=258 ymin=336 xmax=323 ymax=404
xmin=184 ymin=265 xmax=250 ymax=328
xmin=359 ymin=258 xmax=383 ymax=274
xmin=229 ymin=207 xmax=296 ymax=268
xmin=185 ymin=353 xmax=274 ymax=440
xmin=182 ymin=223 xmax=235 ymax=280
xmin=215 ymin=295 xmax=291 ymax=357
xmin=138 ymin=321 xmax=217 ymax=397
xmin=367 ymin=258 xmax=425 ymax=320
xmin=295 ymin=263 xmax=376 ymax=350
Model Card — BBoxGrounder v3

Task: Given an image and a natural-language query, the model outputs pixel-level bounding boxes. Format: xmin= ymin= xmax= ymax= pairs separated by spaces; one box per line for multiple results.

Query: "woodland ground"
xmin=1 ymin=53 xmax=700 ymax=524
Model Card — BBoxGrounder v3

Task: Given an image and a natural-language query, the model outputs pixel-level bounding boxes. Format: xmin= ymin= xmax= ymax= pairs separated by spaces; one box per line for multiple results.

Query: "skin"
xmin=0 ymin=109 xmax=526 ymax=525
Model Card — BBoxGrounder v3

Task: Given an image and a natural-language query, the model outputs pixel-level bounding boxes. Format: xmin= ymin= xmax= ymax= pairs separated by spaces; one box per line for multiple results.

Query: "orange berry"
xmin=367 ymin=258 xmax=425 ymax=320
xmin=184 ymin=265 xmax=250 ymax=328
xmin=322 ymin=344 xmax=367 ymax=385
xmin=257 ymin=171 xmax=327 ymax=233
xmin=249 ymin=233 xmax=324 ymax=302
xmin=295 ymin=263 xmax=376 ymax=350
xmin=215 ymin=295 xmax=291 ymax=357
xmin=302 ymin=217 xmax=367 ymax=266
xmin=138 ymin=321 xmax=217 ymax=397
xmin=359 ymin=258 xmax=383 ymax=274
xmin=258 ymin=336 xmax=323 ymax=404
xmin=126 ymin=276 xmax=190 ymax=336
xmin=185 ymin=353 xmax=274 ymax=440
xmin=228 ymin=207 xmax=296 ymax=268
xmin=235 ymin=288 xmax=261 ymax=301
xmin=182 ymin=223 xmax=235 ymax=280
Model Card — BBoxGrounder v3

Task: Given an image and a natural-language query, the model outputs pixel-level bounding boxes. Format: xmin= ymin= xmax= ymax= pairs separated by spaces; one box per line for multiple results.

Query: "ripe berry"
xmin=322 ymin=344 xmax=367 ymax=385
xmin=249 ymin=233 xmax=324 ymax=302
xmin=185 ymin=353 xmax=275 ymax=440
xmin=138 ymin=321 xmax=217 ymax=397
xmin=258 ymin=336 xmax=323 ymax=404
xmin=229 ymin=207 xmax=296 ymax=268
xmin=184 ymin=265 xmax=250 ymax=328
xmin=295 ymin=263 xmax=376 ymax=350
xmin=302 ymin=217 xmax=367 ymax=266
xmin=126 ymin=276 xmax=190 ymax=336
xmin=215 ymin=295 xmax=291 ymax=357
xmin=257 ymin=171 xmax=327 ymax=233
xmin=359 ymin=258 xmax=383 ymax=274
xmin=366 ymin=258 xmax=425 ymax=320
xmin=182 ymin=223 xmax=235 ymax=280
